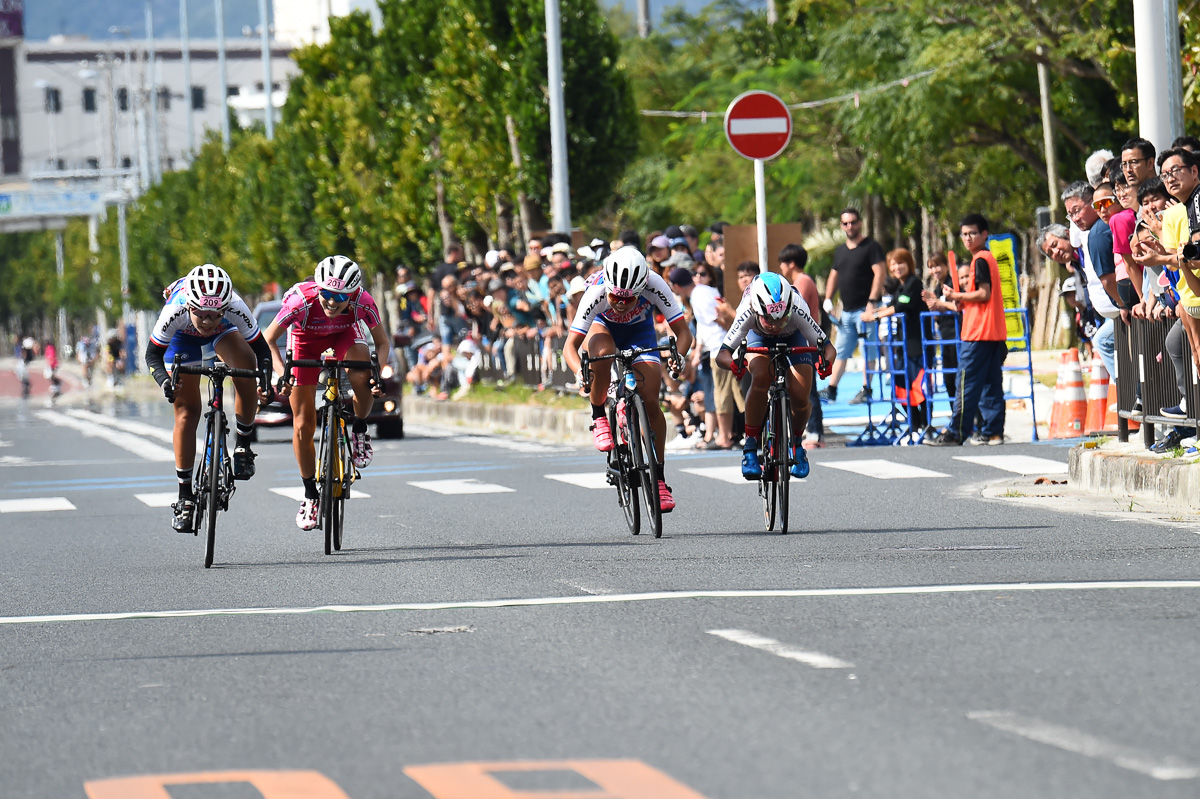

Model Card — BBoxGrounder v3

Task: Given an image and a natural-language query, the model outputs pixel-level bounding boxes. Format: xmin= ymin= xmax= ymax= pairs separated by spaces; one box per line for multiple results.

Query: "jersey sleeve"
xmin=720 ymin=294 xmax=756 ymax=351
xmin=149 ymin=300 xmax=187 ymax=346
xmin=785 ymin=291 xmax=825 ymax=346
xmin=569 ymin=285 xmax=608 ymax=334
xmin=272 ymin=285 xmax=307 ymax=329
xmin=226 ymin=294 xmax=261 ymax=341
xmin=354 ymin=290 xmax=383 ymax=328
xmin=645 ymin=272 xmax=685 ymax=323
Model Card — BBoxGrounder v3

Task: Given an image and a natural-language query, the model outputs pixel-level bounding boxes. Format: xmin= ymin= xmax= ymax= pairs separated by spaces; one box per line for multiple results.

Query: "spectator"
xmin=1086 ymin=149 xmax=1115 ymax=187
xmin=1157 ymin=147 xmax=1200 ymax=414
xmin=437 ymin=275 xmax=469 ymax=346
xmin=821 ymin=207 xmax=887 ymax=405
xmin=647 ymin=235 xmax=671 ymax=276
xmin=1131 ymin=177 xmax=1177 ymax=321
xmin=778 ymin=243 xmax=825 ymax=448
xmin=681 ymin=224 xmax=703 ymax=263
xmin=431 ymin=244 xmax=464 ymax=294
xmin=1093 ymin=180 xmax=1140 ymax=315
xmin=669 ymin=266 xmax=739 ymax=449
xmin=735 ymin=260 xmax=757 ymax=295
xmin=863 ymin=249 xmax=929 ymax=431
xmin=1063 ymin=181 xmax=1122 ymax=382
xmin=1038 ymin=223 xmax=1098 ymax=360
xmin=926 ymin=214 xmax=1008 ymax=446
xmin=920 ymin=253 xmax=961 ymax=399
xmin=1119 ymin=137 xmax=1157 ymax=194
xmin=619 ymin=229 xmax=641 ymax=250
xmin=406 ymin=335 xmax=444 ymax=395
xmin=705 ymin=237 xmax=726 ymax=273
xmin=1172 ymin=135 xmax=1200 ymax=152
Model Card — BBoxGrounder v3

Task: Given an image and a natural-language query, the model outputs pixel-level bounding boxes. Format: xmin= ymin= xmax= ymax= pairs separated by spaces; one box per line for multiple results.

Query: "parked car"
xmin=251 ymin=299 xmax=405 ymax=439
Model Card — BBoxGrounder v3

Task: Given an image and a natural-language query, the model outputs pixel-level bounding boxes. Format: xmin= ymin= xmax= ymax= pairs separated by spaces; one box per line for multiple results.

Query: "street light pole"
xmin=181 ymin=0 xmax=195 ymax=158
xmin=258 ymin=0 xmax=274 ymax=140
xmin=1036 ymin=46 xmax=1060 ymax=222
xmin=145 ymin=0 xmax=161 ymax=183
xmin=215 ymin=0 xmax=230 ymax=149
xmin=1133 ymin=0 xmax=1184 ymax=151
xmin=544 ymin=0 xmax=570 ymax=234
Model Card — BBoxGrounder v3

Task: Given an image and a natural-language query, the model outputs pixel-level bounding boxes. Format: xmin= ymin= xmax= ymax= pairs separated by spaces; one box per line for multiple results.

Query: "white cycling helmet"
xmin=315 ymin=255 xmax=364 ymax=294
xmin=602 ymin=247 xmax=650 ymax=296
xmin=183 ymin=264 xmax=233 ymax=311
xmin=749 ymin=272 xmax=793 ymax=321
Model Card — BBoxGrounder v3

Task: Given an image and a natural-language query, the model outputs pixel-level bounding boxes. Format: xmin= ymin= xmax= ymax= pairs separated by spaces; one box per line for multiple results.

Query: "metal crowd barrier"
xmin=1115 ymin=316 xmax=1199 ymax=447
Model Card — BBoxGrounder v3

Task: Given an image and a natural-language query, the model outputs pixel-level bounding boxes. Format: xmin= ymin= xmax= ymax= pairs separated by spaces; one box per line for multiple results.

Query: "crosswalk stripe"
xmin=35 ymin=410 xmax=174 ymax=462
xmin=823 ymin=459 xmax=949 ymax=480
xmin=545 ymin=473 xmax=610 ymax=489
xmin=65 ymin=409 xmax=173 ymax=443
xmin=451 ymin=435 xmax=568 ymax=454
xmin=408 ymin=478 xmax=514 ymax=495
xmin=134 ymin=493 xmax=178 ymax=508
xmin=954 ymin=455 xmax=1068 ymax=475
xmin=708 ymin=628 xmax=854 ymax=669
xmin=680 ymin=466 xmax=747 ymax=484
xmin=269 ymin=486 xmax=371 ymax=501
xmin=0 ymin=497 xmax=76 ymax=513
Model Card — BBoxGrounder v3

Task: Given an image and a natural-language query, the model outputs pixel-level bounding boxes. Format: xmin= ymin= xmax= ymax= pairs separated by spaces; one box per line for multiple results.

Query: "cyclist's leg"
xmin=786 ymin=362 xmax=815 ymax=435
xmin=343 ymin=341 xmax=374 ymax=421
xmin=290 ymin=385 xmax=319 ymax=481
xmin=584 ymin=323 xmax=616 ymax=451
xmin=212 ymin=330 xmax=258 ymax=428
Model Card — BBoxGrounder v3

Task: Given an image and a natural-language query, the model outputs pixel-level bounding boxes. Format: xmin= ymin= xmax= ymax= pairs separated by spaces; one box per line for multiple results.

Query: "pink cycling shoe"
xmin=591 ymin=416 xmax=615 ymax=452
xmin=658 ymin=480 xmax=675 ymax=512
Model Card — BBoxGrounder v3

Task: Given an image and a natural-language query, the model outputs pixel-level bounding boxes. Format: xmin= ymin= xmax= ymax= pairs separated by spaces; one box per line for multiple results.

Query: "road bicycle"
xmin=581 ymin=339 xmax=680 ymax=539
xmin=743 ymin=344 xmax=825 ymax=535
xmin=170 ymin=356 xmax=262 ymax=568
xmin=281 ymin=351 xmax=380 ymax=555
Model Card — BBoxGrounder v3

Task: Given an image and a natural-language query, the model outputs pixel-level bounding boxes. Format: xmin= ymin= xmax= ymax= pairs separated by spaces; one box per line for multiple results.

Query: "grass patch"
xmin=999 ymin=489 xmax=1027 ymax=498
xmin=456 ymin=381 xmax=589 ymax=410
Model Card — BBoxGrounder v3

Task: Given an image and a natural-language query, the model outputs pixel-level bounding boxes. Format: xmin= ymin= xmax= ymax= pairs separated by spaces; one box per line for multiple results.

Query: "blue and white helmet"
xmin=749 ymin=272 xmax=793 ymax=321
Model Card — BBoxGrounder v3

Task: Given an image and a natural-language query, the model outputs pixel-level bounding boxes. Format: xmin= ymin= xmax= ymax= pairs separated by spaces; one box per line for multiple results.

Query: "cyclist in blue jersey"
xmin=144 ymin=265 xmax=273 ymax=532
xmin=562 ymin=248 xmax=693 ymax=512
xmin=716 ymin=273 xmax=835 ymax=480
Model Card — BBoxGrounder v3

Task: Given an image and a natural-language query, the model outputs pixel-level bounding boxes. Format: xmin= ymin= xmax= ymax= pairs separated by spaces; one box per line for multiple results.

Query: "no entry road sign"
xmin=724 ymin=90 xmax=792 ymax=161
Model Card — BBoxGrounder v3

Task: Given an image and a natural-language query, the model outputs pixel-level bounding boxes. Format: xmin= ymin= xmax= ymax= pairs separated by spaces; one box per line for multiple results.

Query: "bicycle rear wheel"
xmin=630 ymin=394 xmax=662 ymax=538
xmin=760 ymin=405 xmax=777 ymax=531
xmin=775 ymin=390 xmax=791 ymax=535
xmin=203 ymin=415 xmax=224 ymax=568
xmin=610 ymin=405 xmax=640 ymax=535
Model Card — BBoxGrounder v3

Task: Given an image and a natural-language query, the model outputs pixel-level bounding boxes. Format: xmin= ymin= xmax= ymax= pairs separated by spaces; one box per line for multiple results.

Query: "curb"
xmin=405 ymin=396 xmax=595 ymax=445
xmin=1068 ymin=443 xmax=1200 ymax=510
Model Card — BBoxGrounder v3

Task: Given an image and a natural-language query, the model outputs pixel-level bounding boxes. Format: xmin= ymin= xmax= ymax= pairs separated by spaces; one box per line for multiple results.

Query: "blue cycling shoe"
xmin=741 ymin=439 xmax=762 ymax=480
xmin=790 ymin=445 xmax=809 ymax=479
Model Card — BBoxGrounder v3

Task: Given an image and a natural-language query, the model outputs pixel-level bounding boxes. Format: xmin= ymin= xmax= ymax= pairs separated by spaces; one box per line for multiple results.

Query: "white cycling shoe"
xmin=296 ymin=498 xmax=320 ymax=530
xmin=350 ymin=431 xmax=373 ymax=468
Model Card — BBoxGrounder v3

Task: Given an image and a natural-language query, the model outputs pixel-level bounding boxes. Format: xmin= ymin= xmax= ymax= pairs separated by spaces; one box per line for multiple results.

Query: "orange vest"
xmin=960 ymin=249 xmax=1007 ymax=342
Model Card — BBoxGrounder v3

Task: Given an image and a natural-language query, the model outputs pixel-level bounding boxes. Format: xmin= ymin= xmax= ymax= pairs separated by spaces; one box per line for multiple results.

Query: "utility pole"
xmin=636 ymin=0 xmax=650 ymax=38
xmin=258 ymin=0 xmax=274 ymax=139
xmin=1133 ymin=0 xmax=1185 ymax=151
xmin=181 ymin=0 xmax=194 ymax=158
xmin=145 ymin=0 xmax=160 ymax=183
xmin=544 ymin=0 xmax=571 ymax=234
xmin=1036 ymin=46 xmax=1060 ymax=222
xmin=118 ymin=201 xmax=131 ymax=324
xmin=766 ymin=0 xmax=777 ymax=24
xmin=55 ymin=231 xmax=68 ymax=351
xmin=216 ymin=0 xmax=230 ymax=149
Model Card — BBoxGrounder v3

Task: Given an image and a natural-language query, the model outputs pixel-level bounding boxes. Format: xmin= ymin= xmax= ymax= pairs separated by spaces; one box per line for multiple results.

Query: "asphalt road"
xmin=2 ymin=395 xmax=1199 ymax=799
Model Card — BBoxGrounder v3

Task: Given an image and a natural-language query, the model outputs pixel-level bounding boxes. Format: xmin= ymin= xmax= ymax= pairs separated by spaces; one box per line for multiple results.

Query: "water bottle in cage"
xmin=616 ymin=398 xmax=628 ymax=445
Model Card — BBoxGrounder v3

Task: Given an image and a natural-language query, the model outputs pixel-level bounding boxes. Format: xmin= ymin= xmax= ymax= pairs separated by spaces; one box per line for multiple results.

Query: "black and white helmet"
xmin=602 ymin=247 xmax=649 ymax=296
xmin=315 ymin=255 xmax=364 ymax=294
xmin=183 ymin=264 xmax=233 ymax=311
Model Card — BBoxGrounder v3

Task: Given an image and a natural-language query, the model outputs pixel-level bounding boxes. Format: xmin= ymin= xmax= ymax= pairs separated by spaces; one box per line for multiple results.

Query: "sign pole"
xmin=754 ymin=158 xmax=768 ymax=272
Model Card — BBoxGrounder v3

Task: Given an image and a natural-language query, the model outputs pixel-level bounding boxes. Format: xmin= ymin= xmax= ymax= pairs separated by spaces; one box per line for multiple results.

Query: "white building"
xmin=18 ymin=36 xmax=297 ymax=180
xmin=274 ymin=0 xmax=380 ymax=47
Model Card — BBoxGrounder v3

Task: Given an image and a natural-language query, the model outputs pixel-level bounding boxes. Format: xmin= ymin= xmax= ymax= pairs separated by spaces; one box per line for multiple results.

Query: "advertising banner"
xmin=987 ymin=233 xmax=1025 ymax=340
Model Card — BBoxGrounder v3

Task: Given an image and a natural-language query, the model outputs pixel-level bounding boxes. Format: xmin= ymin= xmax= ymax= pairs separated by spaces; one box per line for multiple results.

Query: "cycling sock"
xmin=744 ymin=425 xmax=762 ymax=440
xmin=302 ymin=476 xmax=319 ymax=500
xmin=176 ymin=468 xmax=194 ymax=500
xmin=352 ymin=417 xmax=368 ymax=435
xmin=235 ymin=420 xmax=254 ymax=448
xmin=591 ymin=404 xmax=606 ymax=420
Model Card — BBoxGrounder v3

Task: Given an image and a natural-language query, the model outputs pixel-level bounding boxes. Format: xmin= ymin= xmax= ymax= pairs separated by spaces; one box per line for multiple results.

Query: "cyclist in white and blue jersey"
xmin=716 ymin=273 xmax=835 ymax=481
xmin=562 ymin=247 xmax=693 ymax=512
xmin=144 ymin=264 xmax=273 ymax=532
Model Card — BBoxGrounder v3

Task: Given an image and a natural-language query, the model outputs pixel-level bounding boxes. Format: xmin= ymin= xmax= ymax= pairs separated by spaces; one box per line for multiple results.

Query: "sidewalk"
xmin=0 ymin=357 xmax=157 ymax=407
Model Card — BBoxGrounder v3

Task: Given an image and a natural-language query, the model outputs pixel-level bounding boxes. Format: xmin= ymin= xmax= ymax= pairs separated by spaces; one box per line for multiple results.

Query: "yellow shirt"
xmin=1161 ymin=202 xmax=1200 ymax=308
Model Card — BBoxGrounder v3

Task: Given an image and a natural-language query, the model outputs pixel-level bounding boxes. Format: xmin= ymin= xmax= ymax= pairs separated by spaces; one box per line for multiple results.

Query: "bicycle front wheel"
xmin=760 ymin=404 xmax=777 ymax=532
xmin=203 ymin=415 xmax=224 ymax=568
xmin=321 ymin=406 xmax=340 ymax=555
xmin=776 ymin=389 xmax=791 ymax=535
xmin=611 ymin=405 xmax=640 ymax=535
xmin=332 ymin=415 xmax=349 ymax=551
xmin=631 ymin=395 xmax=662 ymax=538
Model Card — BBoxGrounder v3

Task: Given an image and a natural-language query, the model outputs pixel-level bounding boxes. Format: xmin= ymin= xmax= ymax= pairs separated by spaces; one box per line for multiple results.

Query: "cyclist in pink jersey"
xmin=262 ymin=256 xmax=391 ymax=530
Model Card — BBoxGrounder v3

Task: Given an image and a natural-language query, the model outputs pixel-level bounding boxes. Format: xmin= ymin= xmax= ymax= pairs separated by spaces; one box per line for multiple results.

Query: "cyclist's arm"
xmin=562 ymin=329 xmax=586 ymax=376
xmin=368 ymin=322 xmax=390 ymax=371
xmin=262 ymin=320 xmax=287 ymax=377
xmin=668 ymin=316 xmax=692 ymax=360
xmin=247 ymin=333 xmax=273 ymax=382
xmin=145 ymin=340 xmax=170 ymax=388
xmin=715 ymin=347 xmax=736 ymax=371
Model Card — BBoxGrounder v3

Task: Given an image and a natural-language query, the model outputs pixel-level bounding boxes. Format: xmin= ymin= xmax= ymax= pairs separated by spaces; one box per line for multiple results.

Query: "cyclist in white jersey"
xmin=562 ymin=248 xmax=693 ymax=512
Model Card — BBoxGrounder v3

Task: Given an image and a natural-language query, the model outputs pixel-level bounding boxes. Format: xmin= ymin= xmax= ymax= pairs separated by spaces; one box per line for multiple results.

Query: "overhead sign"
xmin=724 ymin=90 xmax=792 ymax=161
xmin=0 ymin=190 xmax=104 ymax=219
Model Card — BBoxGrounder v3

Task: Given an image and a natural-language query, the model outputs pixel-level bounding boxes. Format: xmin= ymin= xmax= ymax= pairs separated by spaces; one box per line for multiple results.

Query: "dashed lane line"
xmin=35 ymin=410 xmax=174 ymax=462
xmin=967 ymin=710 xmax=1200 ymax=781
xmin=679 ymin=466 xmax=746 ymax=484
xmin=64 ymin=408 xmax=173 ymax=443
xmin=708 ymin=629 xmax=853 ymax=669
xmin=408 ymin=478 xmax=515 ymax=495
xmin=269 ymin=486 xmax=371 ymax=501
xmin=0 ymin=497 xmax=76 ymax=513
xmin=2 ymin=580 xmax=1198 ymax=625
xmin=545 ymin=473 xmax=611 ymax=489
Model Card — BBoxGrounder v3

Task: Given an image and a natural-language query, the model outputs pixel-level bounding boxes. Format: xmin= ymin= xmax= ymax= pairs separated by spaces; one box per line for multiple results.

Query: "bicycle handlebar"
xmin=580 ymin=338 xmax=681 ymax=392
xmin=278 ymin=350 xmax=381 ymax=390
xmin=170 ymin=357 xmax=260 ymax=381
xmin=745 ymin=345 xmax=818 ymax=354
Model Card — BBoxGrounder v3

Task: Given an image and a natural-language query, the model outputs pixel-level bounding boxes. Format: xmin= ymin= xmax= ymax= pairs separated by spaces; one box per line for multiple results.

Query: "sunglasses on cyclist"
xmin=1091 ymin=197 xmax=1116 ymax=212
xmin=607 ymin=290 xmax=637 ymax=305
xmin=189 ymin=308 xmax=224 ymax=322
xmin=320 ymin=289 xmax=352 ymax=302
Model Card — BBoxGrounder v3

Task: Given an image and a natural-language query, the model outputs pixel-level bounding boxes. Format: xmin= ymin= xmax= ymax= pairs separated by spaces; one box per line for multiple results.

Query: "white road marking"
xmin=5 ymin=580 xmax=1199 ymax=625
xmin=680 ymin=466 xmax=748 ymax=484
xmin=823 ymin=459 xmax=949 ymax=480
xmin=269 ymin=486 xmax=371 ymax=501
xmin=0 ymin=497 xmax=76 ymax=513
xmin=134 ymin=493 xmax=178 ymax=508
xmin=64 ymin=408 xmax=173 ymax=443
xmin=401 ymin=424 xmax=455 ymax=438
xmin=967 ymin=711 xmax=1200 ymax=781
xmin=451 ymin=435 xmax=568 ymax=453
xmin=0 ymin=455 xmax=29 ymax=464
xmin=954 ymin=455 xmax=1068 ymax=475
xmin=708 ymin=629 xmax=853 ymax=669
xmin=35 ymin=410 xmax=174 ymax=462
xmin=545 ymin=473 xmax=610 ymax=490
xmin=554 ymin=578 xmax=611 ymax=596
xmin=408 ymin=478 xmax=514 ymax=495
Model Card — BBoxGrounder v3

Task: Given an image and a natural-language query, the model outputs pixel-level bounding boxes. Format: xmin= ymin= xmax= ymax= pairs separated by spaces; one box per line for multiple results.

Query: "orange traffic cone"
xmin=1049 ymin=349 xmax=1087 ymax=439
xmin=1085 ymin=360 xmax=1110 ymax=434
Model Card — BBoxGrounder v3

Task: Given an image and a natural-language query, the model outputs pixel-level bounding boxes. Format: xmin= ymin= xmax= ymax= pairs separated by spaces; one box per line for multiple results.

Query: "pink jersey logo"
xmin=764 ymin=299 xmax=787 ymax=316
xmin=324 ymin=278 xmax=345 ymax=290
